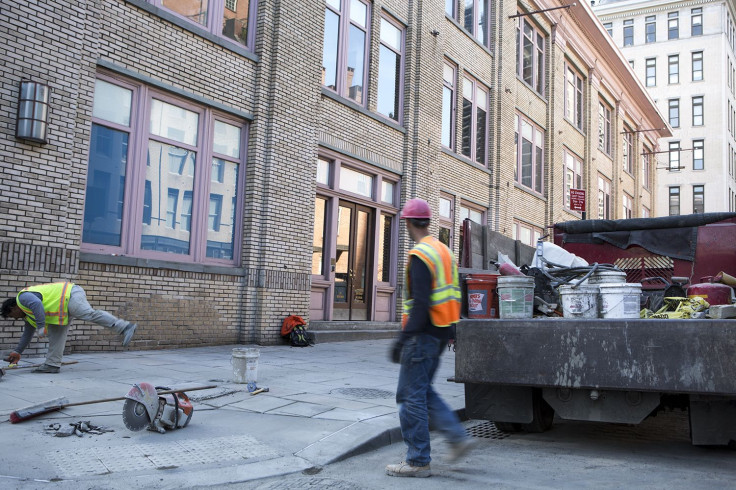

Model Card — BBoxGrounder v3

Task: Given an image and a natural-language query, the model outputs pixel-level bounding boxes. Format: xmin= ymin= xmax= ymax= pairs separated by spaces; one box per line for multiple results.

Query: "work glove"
xmin=36 ymin=326 xmax=47 ymax=338
xmin=389 ymin=340 xmax=403 ymax=364
xmin=4 ymin=351 xmax=20 ymax=364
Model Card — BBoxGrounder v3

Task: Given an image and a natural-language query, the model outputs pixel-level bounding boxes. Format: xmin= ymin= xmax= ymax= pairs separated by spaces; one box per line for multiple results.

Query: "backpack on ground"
xmin=281 ymin=315 xmax=314 ymax=347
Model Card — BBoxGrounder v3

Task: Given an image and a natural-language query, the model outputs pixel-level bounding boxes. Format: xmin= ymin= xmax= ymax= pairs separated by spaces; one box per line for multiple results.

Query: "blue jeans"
xmin=396 ymin=334 xmax=468 ymax=466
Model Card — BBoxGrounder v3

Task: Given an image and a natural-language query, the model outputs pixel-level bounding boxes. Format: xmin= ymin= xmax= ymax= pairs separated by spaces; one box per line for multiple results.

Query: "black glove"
xmin=389 ymin=340 xmax=403 ymax=364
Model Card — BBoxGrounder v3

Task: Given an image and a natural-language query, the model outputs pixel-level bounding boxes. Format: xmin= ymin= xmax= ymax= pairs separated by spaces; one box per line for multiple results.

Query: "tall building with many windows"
xmin=595 ymin=0 xmax=736 ymax=215
xmin=1 ymin=0 xmax=665 ymax=352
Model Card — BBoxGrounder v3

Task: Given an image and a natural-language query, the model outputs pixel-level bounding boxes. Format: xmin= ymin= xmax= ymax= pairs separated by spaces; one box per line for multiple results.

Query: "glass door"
xmin=333 ymin=201 xmax=372 ymax=320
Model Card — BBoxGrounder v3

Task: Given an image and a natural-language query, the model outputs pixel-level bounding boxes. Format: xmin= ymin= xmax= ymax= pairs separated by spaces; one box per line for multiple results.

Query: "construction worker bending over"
xmin=386 ymin=198 xmax=475 ymax=478
xmin=1 ymin=282 xmax=137 ymax=373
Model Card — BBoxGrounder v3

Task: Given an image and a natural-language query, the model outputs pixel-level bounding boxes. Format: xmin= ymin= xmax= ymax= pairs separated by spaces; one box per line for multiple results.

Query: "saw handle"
xmin=54 ymin=385 xmax=219 ymax=409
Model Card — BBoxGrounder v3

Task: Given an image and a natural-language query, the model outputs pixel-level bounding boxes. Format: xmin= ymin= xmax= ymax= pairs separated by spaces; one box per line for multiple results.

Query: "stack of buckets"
xmin=465 ymin=274 xmax=536 ymax=319
xmin=558 ymin=270 xmax=642 ymax=319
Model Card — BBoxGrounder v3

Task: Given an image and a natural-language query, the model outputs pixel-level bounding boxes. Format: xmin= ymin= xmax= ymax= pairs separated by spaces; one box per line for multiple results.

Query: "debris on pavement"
xmin=45 ymin=421 xmax=114 ymax=437
xmin=188 ymin=388 xmax=240 ymax=402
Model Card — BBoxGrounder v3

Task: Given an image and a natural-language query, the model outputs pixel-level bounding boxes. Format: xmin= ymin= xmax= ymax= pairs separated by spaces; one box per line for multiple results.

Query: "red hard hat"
xmin=400 ymin=198 xmax=432 ymax=219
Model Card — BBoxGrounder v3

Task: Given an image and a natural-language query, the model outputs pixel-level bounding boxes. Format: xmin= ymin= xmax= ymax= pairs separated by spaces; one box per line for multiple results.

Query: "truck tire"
xmin=522 ymin=390 xmax=555 ymax=433
xmin=493 ymin=421 xmax=523 ymax=432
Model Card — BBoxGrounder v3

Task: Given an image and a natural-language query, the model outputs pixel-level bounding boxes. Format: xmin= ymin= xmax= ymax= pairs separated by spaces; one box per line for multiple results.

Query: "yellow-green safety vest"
xmin=16 ymin=282 xmax=74 ymax=329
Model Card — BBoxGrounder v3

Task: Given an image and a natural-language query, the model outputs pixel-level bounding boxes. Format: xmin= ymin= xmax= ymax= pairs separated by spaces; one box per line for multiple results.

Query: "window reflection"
xmin=313 ymin=197 xmax=327 ymax=275
xmin=222 ymin=0 xmax=250 ymax=45
xmin=163 ymin=0 xmax=209 ymax=25
xmin=206 ymin=158 xmax=238 ymax=259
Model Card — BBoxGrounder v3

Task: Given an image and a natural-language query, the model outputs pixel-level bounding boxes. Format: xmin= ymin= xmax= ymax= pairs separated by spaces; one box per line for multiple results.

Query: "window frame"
xmin=693 ymin=185 xmax=704 ymax=213
xmin=645 ymin=58 xmax=656 ymax=87
xmin=512 ymin=220 xmax=543 ymax=247
xmin=438 ymin=193 xmax=455 ymax=248
xmin=598 ymin=101 xmax=612 ymax=156
xmin=692 ymin=51 xmax=703 ymax=81
xmin=376 ymin=14 xmax=405 ymax=123
xmin=669 ymin=141 xmax=681 ymax=171
xmin=441 ymin=60 xmax=457 ymax=150
xmin=669 ymin=186 xmax=680 ymax=216
xmin=623 ymin=19 xmax=634 ymax=46
xmin=668 ymin=54 xmax=679 ymax=84
xmin=460 ymin=74 xmax=489 ymax=166
xmin=692 ymin=96 xmax=704 ymax=126
xmin=691 ymin=8 xmax=703 ymax=36
xmin=668 ymin=98 xmax=680 ymax=128
xmin=563 ymin=149 xmax=583 ymax=211
xmin=642 ymin=146 xmax=651 ymax=189
xmin=623 ymin=128 xmax=634 ymax=174
xmin=464 ymin=0 xmax=491 ymax=48
xmin=146 ymin=0 xmax=257 ymax=50
xmin=693 ymin=139 xmax=704 ymax=170
xmin=516 ymin=16 xmax=546 ymax=96
xmin=668 ymin=11 xmax=679 ymax=40
xmin=598 ymin=174 xmax=611 ymax=219
xmin=82 ymin=72 xmax=248 ymax=266
xmin=322 ymin=0 xmax=372 ymax=106
xmin=645 ymin=15 xmax=656 ymax=43
xmin=623 ymin=193 xmax=633 ymax=219
xmin=515 ymin=112 xmax=545 ymax=194
xmin=564 ymin=64 xmax=584 ymax=130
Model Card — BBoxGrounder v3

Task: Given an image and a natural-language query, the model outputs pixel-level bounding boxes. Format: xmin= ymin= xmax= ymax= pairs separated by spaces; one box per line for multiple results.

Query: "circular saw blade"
xmin=122 ymin=398 xmax=151 ymax=431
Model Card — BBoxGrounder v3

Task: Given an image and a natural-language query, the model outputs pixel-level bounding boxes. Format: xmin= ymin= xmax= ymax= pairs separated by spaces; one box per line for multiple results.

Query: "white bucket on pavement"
xmin=232 ymin=347 xmax=260 ymax=384
xmin=497 ymin=275 xmax=535 ymax=319
xmin=558 ymin=285 xmax=600 ymax=318
xmin=599 ymin=283 xmax=642 ymax=319
xmin=587 ymin=270 xmax=627 ymax=285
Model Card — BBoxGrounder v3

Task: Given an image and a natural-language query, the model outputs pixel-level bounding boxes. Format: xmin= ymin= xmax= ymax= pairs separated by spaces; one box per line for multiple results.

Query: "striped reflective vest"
xmin=402 ymin=237 xmax=461 ymax=328
xmin=16 ymin=282 xmax=74 ymax=329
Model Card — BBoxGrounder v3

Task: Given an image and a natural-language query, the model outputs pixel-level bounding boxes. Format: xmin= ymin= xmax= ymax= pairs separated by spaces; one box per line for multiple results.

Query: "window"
xmin=598 ymin=101 xmax=612 ymax=156
xmin=464 ymin=0 xmax=490 ymax=47
xmin=604 ymin=22 xmax=612 ymax=36
xmin=642 ymin=206 xmax=650 ymax=218
xmin=458 ymin=202 xmax=485 ymax=265
xmin=439 ymin=194 xmax=454 ymax=247
xmin=691 ymin=8 xmax=703 ymax=36
xmin=340 ymin=166 xmax=373 ymax=198
xmin=148 ymin=0 xmax=254 ymax=47
xmin=669 ymin=187 xmax=680 ymax=216
xmin=322 ymin=0 xmax=370 ymax=105
xmin=669 ymin=141 xmax=681 ymax=171
xmin=629 ymin=60 xmax=635 ymax=70
xmin=693 ymin=185 xmax=704 ymax=213
xmin=564 ymin=150 xmax=583 ymax=210
xmin=668 ymin=55 xmax=679 ymax=84
xmin=446 ymin=0 xmax=455 ymax=18
xmin=461 ymin=76 xmax=489 ymax=166
xmin=623 ymin=193 xmax=633 ymax=219
xmin=377 ymin=17 xmax=404 ymax=122
xmin=515 ymin=113 xmax=544 ymax=193
xmin=692 ymin=96 xmax=704 ymax=126
xmin=565 ymin=65 xmax=584 ymax=130
xmin=693 ymin=139 xmax=704 ymax=170
xmin=513 ymin=221 xmax=543 ymax=247
xmin=517 ymin=17 xmax=545 ymax=95
xmin=377 ymin=213 xmax=393 ymax=282
xmin=312 ymin=197 xmax=327 ymax=275
xmin=668 ymin=99 xmax=680 ymax=127
xmin=646 ymin=58 xmax=656 ymax=86
xmin=623 ymin=19 xmax=634 ymax=46
xmin=642 ymin=147 xmax=651 ymax=189
xmin=83 ymin=75 xmax=246 ymax=264
xmin=441 ymin=61 xmax=456 ymax=149
xmin=692 ymin=51 xmax=703 ymax=81
xmin=623 ymin=128 xmax=633 ymax=174
xmin=598 ymin=175 xmax=611 ymax=219
xmin=668 ymin=11 xmax=679 ymax=40
xmin=646 ymin=15 xmax=656 ymax=43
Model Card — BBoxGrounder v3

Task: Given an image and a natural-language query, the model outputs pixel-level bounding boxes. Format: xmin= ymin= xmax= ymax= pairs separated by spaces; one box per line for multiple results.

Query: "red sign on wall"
xmin=570 ymin=189 xmax=586 ymax=212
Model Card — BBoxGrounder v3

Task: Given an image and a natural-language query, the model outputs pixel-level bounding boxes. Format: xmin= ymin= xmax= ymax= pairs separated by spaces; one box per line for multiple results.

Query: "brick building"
xmin=0 ymin=0 xmax=667 ymax=354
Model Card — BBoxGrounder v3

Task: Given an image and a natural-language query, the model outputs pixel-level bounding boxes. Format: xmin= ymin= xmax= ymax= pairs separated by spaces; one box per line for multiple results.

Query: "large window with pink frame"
xmin=82 ymin=73 xmax=247 ymax=265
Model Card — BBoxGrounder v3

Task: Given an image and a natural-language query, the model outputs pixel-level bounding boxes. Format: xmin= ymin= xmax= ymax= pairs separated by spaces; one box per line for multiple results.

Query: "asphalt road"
xmin=224 ymin=411 xmax=736 ymax=490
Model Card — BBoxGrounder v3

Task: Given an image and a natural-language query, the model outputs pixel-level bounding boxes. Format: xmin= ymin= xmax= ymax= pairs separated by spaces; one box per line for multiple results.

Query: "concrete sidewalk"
xmin=0 ymin=339 xmax=465 ymax=489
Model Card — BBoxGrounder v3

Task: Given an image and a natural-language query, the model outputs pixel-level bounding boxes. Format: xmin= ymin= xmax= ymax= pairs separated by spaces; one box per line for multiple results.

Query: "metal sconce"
xmin=16 ymin=80 xmax=50 ymax=144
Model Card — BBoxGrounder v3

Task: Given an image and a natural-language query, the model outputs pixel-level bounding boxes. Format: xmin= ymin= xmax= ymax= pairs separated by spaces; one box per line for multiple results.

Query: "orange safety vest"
xmin=402 ymin=237 xmax=461 ymax=328
xmin=16 ymin=282 xmax=74 ymax=328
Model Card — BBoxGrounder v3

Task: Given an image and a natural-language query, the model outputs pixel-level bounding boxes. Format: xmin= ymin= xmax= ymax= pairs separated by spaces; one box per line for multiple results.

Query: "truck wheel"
xmin=522 ymin=391 xmax=555 ymax=433
xmin=493 ymin=421 xmax=523 ymax=432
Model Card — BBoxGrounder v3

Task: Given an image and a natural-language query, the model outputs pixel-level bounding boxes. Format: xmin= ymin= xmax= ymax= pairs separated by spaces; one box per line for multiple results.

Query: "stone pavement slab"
xmin=0 ymin=339 xmax=464 ymax=488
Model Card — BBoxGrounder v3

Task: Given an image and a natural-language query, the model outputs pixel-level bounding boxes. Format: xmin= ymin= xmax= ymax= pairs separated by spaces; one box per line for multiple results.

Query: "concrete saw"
xmin=123 ymin=382 xmax=194 ymax=433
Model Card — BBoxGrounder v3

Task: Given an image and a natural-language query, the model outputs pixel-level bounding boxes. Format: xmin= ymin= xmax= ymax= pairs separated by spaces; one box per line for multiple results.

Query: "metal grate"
xmin=466 ymin=421 xmax=511 ymax=439
xmin=330 ymin=388 xmax=394 ymax=399
xmin=615 ymin=256 xmax=674 ymax=284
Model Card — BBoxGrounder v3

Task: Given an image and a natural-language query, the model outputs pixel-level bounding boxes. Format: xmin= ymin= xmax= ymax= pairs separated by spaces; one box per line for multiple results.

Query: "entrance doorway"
xmin=333 ymin=202 xmax=372 ymax=320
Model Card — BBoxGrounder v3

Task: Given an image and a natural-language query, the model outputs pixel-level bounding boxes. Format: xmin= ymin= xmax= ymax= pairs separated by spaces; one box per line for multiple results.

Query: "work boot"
xmin=32 ymin=364 xmax=60 ymax=373
xmin=447 ymin=438 xmax=477 ymax=462
xmin=122 ymin=323 xmax=137 ymax=347
xmin=385 ymin=462 xmax=431 ymax=478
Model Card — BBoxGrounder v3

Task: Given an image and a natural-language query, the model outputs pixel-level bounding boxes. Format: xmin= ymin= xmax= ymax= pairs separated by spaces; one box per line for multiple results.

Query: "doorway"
xmin=333 ymin=201 xmax=372 ymax=320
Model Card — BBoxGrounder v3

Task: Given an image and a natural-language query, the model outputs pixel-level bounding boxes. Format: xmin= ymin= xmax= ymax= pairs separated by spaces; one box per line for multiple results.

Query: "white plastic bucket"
xmin=599 ymin=283 xmax=642 ymax=319
xmin=497 ymin=276 xmax=535 ymax=319
xmin=558 ymin=285 xmax=600 ymax=318
xmin=232 ymin=347 xmax=260 ymax=384
xmin=587 ymin=270 xmax=627 ymax=285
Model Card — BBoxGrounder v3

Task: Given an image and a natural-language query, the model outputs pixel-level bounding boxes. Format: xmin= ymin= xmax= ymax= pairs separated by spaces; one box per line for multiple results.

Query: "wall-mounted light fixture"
xmin=16 ymin=80 xmax=50 ymax=144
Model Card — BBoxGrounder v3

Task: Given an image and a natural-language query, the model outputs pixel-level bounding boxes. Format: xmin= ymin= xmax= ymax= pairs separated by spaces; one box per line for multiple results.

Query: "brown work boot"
xmin=32 ymin=364 xmax=60 ymax=373
xmin=385 ymin=461 xmax=431 ymax=478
